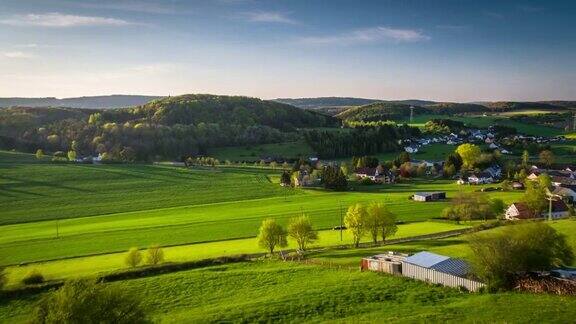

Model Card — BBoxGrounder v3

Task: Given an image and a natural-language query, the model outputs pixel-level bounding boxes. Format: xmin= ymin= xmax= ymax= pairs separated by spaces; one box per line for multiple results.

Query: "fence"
xmin=401 ymin=262 xmax=485 ymax=292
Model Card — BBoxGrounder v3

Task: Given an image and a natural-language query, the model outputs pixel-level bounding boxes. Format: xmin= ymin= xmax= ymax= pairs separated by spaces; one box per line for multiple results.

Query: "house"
xmin=553 ymin=186 xmax=576 ymax=204
xmin=468 ymin=172 xmax=494 ymax=185
xmin=355 ymin=167 xmax=395 ymax=184
xmin=413 ymin=192 xmax=446 ymax=202
xmin=404 ymin=146 xmax=419 ymax=153
xmin=512 ymin=181 xmax=525 ymax=190
xmin=484 ymin=166 xmax=502 ymax=179
xmin=505 ymin=202 xmax=535 ymax=220
xmin=360 ymin=251 xmax=407 ymax=275
xmin=505 ymin=201 xmax=570 ymax=220
xmin=293 ymin=170 xmax=314 ymax=187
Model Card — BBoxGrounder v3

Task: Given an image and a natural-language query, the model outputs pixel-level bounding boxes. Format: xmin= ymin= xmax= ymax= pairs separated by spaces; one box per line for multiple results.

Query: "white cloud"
xmin=299 ymin=26 xmax=430 ymax=45
xmin=243 ymin=11 xmax=297 ymax=24
xmin=2 ymin=51 xmax=36 ymax=59
xmin=0 ymin=12 xmax=135 ymax=27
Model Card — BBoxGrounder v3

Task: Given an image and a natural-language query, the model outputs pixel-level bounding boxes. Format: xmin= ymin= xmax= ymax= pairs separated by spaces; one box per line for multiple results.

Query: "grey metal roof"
xmin=431 ymin=258 xmax=470 ymax=277
xmin=405 ymin=251 xmax=449 ymax=268
xmin=405 ymin=251 xmax=470 ymax=277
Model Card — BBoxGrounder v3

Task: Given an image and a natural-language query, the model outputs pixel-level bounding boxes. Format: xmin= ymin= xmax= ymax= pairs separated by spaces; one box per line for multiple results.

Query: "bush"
xmin=146 ymin=245 xmax=164 ymax=265
xmin=22 ymin=270 xmax=44 ymax=285
xmin=470 ymin=222 xmax=574 ymax=290
xmin=31 ymin=280 xmax=148 ymax=324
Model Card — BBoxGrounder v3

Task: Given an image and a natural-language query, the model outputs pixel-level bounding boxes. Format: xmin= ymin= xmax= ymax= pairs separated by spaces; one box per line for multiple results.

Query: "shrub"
xmin=31 ymin=280 xmax=148 ymax=324
xmin=125 ymin=247 xmax=142 ymax=268
xmin=146 ymin=245 xmax=164 ymax=265
xmin=22 ymin=270 xmax=44 ymax=285
xmin=470 ymin=222 xmax=574 ymax=290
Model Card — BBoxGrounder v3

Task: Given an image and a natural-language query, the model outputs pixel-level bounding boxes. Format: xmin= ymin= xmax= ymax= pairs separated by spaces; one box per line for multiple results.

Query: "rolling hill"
xmin=0 ymin=95 xmax=162 ymax=109
xmin=336 ymin=102 xmax=430 ymax=122
xmin=0 ymin=94 xmax=338 ymax=160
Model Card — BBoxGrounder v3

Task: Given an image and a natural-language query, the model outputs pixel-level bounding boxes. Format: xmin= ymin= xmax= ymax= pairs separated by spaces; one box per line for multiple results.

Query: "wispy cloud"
xmin=299 ymin=26 xmax=430 ymax=45
xmin=1 ymin=51 xmax=36 ymax=59
xmin=242 ymin=11 xmax=297 ymax=24
xmin=73 ymin=1 xmax=178 ymax=14
xmin=0 ymin=12 xmax=135 ymax=27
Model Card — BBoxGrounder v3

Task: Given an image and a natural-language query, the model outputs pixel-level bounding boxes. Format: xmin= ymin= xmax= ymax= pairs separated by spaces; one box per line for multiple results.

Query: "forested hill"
xmin=273 ymin=97 xmax=438 ymax=109
xmin=336 ymin=102 xmax=430 ymax=122
xmin=274 ymin=97 xmax=381 ymax=109
xmin=0 ymin=94 xmax=338 ymax=161
xmin=476 ymin=101 xmax=570 ymax=112
xmin=128 ymin=94 xmax=336 ymax=130
xmin=0 ymin=95 xmax=161 ymax=109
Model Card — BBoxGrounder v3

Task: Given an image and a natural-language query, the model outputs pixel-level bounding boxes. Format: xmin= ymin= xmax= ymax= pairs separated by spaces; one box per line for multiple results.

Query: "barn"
xmin=413 ymin=192 xmax=446 ymax=202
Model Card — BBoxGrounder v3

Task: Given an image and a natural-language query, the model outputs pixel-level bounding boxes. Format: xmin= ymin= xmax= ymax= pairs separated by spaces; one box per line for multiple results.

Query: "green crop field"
xmin=2 ymin=150 xmax=574 ymax=323
xmin=3 ymin=221 xmax=470 ymax=287
xmin=2 ymin=258 xmax=576 ymax=323
xmin=0 ymin=153 xmax=523 ymax=267
xmin=407 ymin=114 xmax=565 ymax=136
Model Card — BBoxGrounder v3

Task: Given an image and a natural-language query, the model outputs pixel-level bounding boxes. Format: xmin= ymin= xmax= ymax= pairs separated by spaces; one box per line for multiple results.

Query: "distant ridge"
xmin=0 ymin=95 xmax=162 ymax=109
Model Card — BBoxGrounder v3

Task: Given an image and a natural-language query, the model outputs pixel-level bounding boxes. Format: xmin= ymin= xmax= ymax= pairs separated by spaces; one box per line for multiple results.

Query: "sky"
xmin=0 ymin=0 xmax=575 ymax=102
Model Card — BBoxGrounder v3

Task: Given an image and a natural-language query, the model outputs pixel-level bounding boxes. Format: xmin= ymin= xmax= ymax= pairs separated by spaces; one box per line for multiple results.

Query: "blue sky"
xmin=0 ymin=0 xmax=575 ymax=101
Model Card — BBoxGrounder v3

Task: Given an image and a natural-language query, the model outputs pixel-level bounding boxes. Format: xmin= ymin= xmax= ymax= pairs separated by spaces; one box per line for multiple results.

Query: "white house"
xmin=553 ymin=186 xmax=576 ymax=204
xmin=404 ymin=146 xmax=419 ymax=153
xmin=468 ymin=172 xmax=494 ymax=185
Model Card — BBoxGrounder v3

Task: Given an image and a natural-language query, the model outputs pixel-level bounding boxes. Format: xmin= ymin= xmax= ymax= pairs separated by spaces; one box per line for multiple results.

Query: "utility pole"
xmin=409 ymin=106 xmax=414 ymax=124
xmin=339 ymin=201 xmax=343 ymax=242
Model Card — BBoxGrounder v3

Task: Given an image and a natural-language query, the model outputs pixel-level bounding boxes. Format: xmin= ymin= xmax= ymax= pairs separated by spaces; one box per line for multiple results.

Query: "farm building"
xmin=361 ymin=251 xmax=485 ymax=292
xmin=413 ymin=192 xmax=446 ymax=202
xmin=360 ymin=252 xmax=407 ymax=275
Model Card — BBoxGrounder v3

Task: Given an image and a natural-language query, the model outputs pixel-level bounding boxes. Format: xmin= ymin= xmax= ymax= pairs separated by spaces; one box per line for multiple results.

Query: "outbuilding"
xmin=413 ymin=192 xmax=446 ymax=202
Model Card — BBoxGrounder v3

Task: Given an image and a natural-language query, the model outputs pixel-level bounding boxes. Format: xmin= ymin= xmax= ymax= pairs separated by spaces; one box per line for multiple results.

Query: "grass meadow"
xmin=0 ymin=152 xmax=524 ymax=267
xmin=3 ymin=228 xmax=576 ymax=323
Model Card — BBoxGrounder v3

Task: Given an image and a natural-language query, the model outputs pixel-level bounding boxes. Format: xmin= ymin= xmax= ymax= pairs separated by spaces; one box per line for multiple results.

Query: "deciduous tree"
xmin=287 ymin=215 xmax=318 ymax=251
xmin=257 ymin=219 xmax=287 ymax=254
xmin=344 ymin=204 xmax=367 ymax=247
xmin=456 ymin=143 xmax=481 ymax=169
xmin=125 ymin=247 xmax=142 ymax=268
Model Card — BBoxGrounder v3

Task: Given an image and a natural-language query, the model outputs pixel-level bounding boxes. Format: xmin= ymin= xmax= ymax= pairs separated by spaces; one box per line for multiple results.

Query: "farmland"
xmin=406 ymin=114 xmax=565 ymax=137
xmin=0 ymin=147 xmax=574 ymax=323
xmin=2 ymin=222 xmax=576 ymax=323
xmin=0 ymin=150 xmax=524 ymax=268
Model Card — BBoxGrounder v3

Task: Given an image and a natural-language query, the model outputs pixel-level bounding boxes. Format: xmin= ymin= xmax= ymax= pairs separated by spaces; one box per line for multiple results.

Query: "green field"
xmin=407 ymin=114 xmax=565 ymax=136
xmin=0 ymin=152 xmax=523 ymax=267
xmin=3 ymin=221 xmax=470 ymax=287
xmin=2 ymin=150 xmax=575 ymax=323
xmin=3 ymin=224 xmax=576 ymax=323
